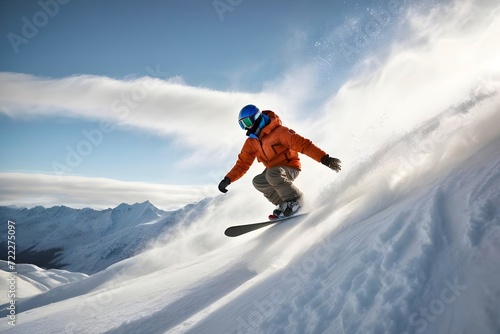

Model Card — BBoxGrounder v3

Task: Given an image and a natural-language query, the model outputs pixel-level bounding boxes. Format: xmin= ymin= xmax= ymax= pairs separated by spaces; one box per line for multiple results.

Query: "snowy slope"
xmin=0 ymin=261 xmax=87 ymax=304
xmin=186 ymin=139 xmax=500 ymax=334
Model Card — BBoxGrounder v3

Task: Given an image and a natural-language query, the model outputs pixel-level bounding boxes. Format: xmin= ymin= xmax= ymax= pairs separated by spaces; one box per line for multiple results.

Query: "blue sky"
xmin=2 ymin=0 xmax=466 ymax=209
xmin=1 ymin=0 xmax=358 ymax=89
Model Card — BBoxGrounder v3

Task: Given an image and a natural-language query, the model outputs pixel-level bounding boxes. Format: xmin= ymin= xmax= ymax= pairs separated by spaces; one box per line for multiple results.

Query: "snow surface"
xmin=1 ymin=1 xmax=500 ymax=333
xmin=0 ymin=261 xmax=88 ymax=304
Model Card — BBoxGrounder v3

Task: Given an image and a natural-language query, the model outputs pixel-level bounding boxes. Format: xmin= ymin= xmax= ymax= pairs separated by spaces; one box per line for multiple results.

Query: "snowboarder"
xmin=218 ymin=105 xmax=342 ymax=219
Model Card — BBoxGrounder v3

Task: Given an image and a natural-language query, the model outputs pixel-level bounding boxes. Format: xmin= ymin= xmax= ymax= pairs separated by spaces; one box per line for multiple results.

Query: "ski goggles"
xmin=238 ymin=116 xmax=254 ymax=129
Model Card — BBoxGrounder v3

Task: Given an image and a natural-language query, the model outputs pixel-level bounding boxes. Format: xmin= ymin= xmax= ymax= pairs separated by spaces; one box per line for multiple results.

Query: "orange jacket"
xmin=226 ymin=110 xmax=327 ymax=182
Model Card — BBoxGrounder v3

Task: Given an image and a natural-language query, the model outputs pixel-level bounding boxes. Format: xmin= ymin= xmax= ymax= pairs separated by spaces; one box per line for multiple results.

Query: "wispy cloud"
xmin=0 ymin=173 xmax=217 ymax=210
xmin=0 ymin=72 xmax=252 ymax=150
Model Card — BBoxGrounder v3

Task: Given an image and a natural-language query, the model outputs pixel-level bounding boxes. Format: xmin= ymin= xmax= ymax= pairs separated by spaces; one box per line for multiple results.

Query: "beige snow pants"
xmin=252 ymin=166 xmax=302 ymax=205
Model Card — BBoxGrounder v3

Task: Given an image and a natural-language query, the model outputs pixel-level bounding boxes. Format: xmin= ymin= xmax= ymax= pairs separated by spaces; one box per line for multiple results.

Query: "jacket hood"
xmin=260 ymin=110 xmax=281 ymax=137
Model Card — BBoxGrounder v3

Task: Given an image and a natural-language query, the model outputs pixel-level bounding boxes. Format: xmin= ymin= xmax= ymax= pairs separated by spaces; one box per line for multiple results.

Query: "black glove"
xmin=218 ymin=177 xmax=231 ymax=193
xmin=321 ymin=154 xmax=342 ymax=172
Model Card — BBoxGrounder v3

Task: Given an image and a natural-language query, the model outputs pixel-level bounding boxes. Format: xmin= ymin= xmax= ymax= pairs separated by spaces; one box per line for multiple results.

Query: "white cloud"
xmin=0 ymin=72 xmax=251 ymax=149
xmin=0 ymin=173 xmax=217 ymax=210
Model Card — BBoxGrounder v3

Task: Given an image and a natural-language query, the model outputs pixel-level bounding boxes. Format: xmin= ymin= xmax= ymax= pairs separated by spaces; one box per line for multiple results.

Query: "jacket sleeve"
xmin=279 ymin=127 xmax=327 ymax=162
xmin=226 ymin=139 xmax=256 ymax=182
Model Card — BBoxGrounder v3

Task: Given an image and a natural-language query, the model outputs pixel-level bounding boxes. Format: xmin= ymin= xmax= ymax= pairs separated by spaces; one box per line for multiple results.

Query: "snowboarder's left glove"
xmin=321 ymin=155 xmax=342 ymax=172
xmin=218 ymin=177 xmax=231 ymax=193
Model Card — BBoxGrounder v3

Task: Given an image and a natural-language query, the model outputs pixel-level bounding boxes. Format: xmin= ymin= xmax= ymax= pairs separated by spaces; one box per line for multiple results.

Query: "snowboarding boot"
xmin=269 ymin=202 xmax=288 ymax=220
xmin=282 ymin=196 xmax=302 ymax=217
xmin=269 ymin=196 xmax=303 ymax=220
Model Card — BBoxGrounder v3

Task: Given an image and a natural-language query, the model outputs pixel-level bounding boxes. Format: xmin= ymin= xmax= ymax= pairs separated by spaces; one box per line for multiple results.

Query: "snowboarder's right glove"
xmin=321 ymin=154 xmax=342 ymax=172
xmin=218 ymin=176 xmax=231 ymax=193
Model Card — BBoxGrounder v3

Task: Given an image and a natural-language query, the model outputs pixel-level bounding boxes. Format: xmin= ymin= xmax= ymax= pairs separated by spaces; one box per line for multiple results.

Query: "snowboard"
xmin=224 ymin=212 xmax=309 ymax=237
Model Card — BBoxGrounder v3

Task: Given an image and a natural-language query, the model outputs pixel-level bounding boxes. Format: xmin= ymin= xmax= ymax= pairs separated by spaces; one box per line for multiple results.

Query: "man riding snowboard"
xmin=218 ymin=105 xmax=341 ymax=219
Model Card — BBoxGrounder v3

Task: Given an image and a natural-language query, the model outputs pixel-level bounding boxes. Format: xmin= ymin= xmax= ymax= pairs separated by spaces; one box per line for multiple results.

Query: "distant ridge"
xmin=0 ymin=199 xmax=213 ymax=274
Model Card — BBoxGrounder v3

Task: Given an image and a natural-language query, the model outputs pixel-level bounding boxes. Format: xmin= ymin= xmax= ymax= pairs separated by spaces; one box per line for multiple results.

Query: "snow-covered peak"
xmin=0 ymin=199 xmax=212 ymax=274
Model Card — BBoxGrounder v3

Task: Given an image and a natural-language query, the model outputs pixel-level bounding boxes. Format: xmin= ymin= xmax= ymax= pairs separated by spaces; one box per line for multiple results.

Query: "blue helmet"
xmin=238 ymin=105 xmax=261 ymax=130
